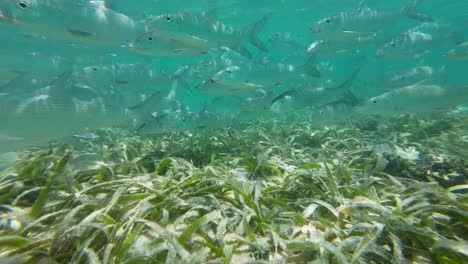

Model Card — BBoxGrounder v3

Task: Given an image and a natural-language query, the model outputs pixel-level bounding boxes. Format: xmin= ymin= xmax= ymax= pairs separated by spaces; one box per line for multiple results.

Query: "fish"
xmin=0 ymin=71 xmax=130 ymax=152
xmin=0 ymin=0 xmax=145 ymax=46
xmin=376 ymin=23 xmax=458 ymax=59
xmin=175 ymin=51 xmax=246 ymax=82
xmin=240 ymin=89 xmax=276 ymax=113
xmin=307 ymin=36 xmax=374 ymax=57
xmin=309 ymin=99 xmax=361 ymax=124
xmin=130 ymin=31 xmax=215 ymax=57
xmin=310 ymin=1 xmax=433 ymax=42
xmin=358 ymin=82 xmax=468 ymax=115
xmin=127 ymin=87 xmax=183 ymax=117
xmin=195 ymin=66 xmax=263 ymax=95
xmin=73 ymin=63 xmax=186 ymax=93
xmin=269 ymin=67 xmax=361 ymax=112
xmin=385 ymin=66 xmax=445 ymax=89
xmin=143 ymin=11 xmax=271 ymax=58
xmin=445 ymin=41 xmax=468 ymax=60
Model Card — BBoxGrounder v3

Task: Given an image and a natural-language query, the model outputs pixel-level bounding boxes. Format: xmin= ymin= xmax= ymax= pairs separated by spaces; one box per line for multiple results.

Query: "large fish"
xmin=376 ymin=23 xmax=458 ymax=59
xmin=142 ymin=11 xmax=270 ymax=58
xmin=195 ymin=66 xmax=263 ymax=95
xmin=73 ymin=63 xmax=187 ymax=94
xmin=310 ymin=1 xmax=433 ymax=42
xmin=358 ymin=82 xmax=468 ymax=115
xmin=269 ymin=67 xmax=361 ymax=112
xmin=307 ymin=36 xmax=374 ymax=58
xmin=0 ymin=72 xmax=129 ymax=152
xmin=0 ymin=0 xmax=144 ymax=46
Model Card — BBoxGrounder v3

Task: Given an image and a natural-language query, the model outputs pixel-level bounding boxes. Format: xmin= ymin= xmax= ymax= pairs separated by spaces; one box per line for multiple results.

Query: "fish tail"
xmin=403 ymin=0 xmax=433 ymax=22
xmin=298 ymin=56 xmax=321 ymax=78
xmin=243 ymin=13 xmax=272 ymax=52
xmin=172 ymin=69 xmax=194 ymax=95
xmin=337 ymin=65 xmax=363 ymax=103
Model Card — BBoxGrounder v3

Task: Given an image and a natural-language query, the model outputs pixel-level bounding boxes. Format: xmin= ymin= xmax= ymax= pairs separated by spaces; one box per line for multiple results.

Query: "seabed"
xmin=0 ymin=113 xmax=467 ymax=263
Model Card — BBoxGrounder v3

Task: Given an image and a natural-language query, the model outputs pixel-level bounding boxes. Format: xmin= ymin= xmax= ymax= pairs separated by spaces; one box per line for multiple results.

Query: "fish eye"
xmin=18 ymin=1 xmax=28 ymax=9
xmin=147 ymin=36 xmax=153 ymax=41
xmin=92 ymin=67 xmax=97 ymax=71
xmin=210 ymin=79 xmax=215 ymax=83
xmin=372 ymin=99 xmax=377 ymax=104
xmin=166 ymin=16 xmax=171 ymax=22
xmin=203 ymin=64 xmax=207 ymax=67
xmin=391 ymin=42 xmax=395 ymax=47
xmin=325 ymin=18 xmax=331 ymax=24
xmin=227 ymin=70 xmax=232 ymax=74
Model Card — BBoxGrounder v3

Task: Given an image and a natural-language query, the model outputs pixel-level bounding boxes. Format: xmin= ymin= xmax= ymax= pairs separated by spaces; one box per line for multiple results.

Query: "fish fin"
xmin=136 ymin=122 xmax=147 ymax=134
xmin=298 ymin=56 xmax=321 ymax=78
xmin=336 ymin=67 xmax=362 ymax=103
xmin=243 ymin=13 xmax=272 ymax=52
xmin=403 ymin=0 xmax=433 ymax=22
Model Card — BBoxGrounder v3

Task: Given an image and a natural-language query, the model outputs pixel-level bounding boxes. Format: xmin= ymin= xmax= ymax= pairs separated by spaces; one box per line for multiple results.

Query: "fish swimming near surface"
xmin=142 ymin=11 xmax=271 ymax=58
xmin=376 ymin=23 xmax=463 ymax=59
xmin=0 ymin=0 xmax=145 ymax=46
xmin=310 ymin=0 xmax=433 ymax=42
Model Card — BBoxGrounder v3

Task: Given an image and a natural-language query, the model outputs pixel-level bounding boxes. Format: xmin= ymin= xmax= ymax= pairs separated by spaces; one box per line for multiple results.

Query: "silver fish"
xmin=195 ymin=66 xmax=263 ymax=95
xmin=376 ymin=23 xmax=455 ymax=59
xmin=143 ymin=11 xmax=270 ymax=58
xmin=0 ymin=0 xmax=144 ymax=46
xmin=445 ymin=41 xmax=468 ymax=60
xmin=358 ymin=82 xmax=468 ymax=115
xmin=310 ymin=1 xmax=433 ymax=42
xmin=269 ymin=67 xmax=361 ymax=112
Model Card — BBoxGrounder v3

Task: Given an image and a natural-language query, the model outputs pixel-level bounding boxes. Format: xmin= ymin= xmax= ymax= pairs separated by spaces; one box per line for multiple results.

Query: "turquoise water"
xmin=0 ymin=1 xmax=467 ymax=263
xmin=0 ymin=0 xmax=467 ymax=152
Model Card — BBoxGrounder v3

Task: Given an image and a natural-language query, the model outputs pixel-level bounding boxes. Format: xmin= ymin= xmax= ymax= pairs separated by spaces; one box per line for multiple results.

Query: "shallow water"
xmin=0 ymin=1 xmax=467 ymax=263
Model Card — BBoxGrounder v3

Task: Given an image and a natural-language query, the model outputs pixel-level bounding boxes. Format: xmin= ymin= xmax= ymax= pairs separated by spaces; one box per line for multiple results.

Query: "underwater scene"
xmin=0 ymin=0 xmax=468 ymax=263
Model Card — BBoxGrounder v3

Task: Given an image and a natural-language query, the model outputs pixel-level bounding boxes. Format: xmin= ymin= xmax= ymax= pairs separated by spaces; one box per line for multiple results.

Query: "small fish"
xmin=310 ymin=1 xmax=433 ymax=42
xmin=445 ymin=41 xmax=468 ymax=60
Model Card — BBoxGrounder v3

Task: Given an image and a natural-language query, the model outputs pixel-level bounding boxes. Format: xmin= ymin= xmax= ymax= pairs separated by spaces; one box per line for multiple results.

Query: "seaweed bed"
xmin=0 ymin=113 xmax=467 ymax=264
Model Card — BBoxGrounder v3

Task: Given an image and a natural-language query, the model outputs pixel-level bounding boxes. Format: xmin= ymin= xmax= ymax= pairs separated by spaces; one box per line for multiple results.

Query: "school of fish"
xmin=0 ymin=0 xmax=467 ymax=152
